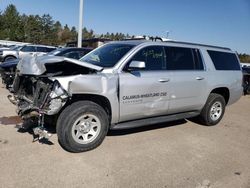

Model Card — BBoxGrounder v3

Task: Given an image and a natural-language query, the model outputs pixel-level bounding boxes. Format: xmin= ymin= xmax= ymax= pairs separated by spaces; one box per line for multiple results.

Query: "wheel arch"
xmin=4 ymin=55 xmax=17 ymax=61
xmin=68 ymin=94 xmax=112 ymax=123
xmin=210 ymin=87 xmax=230 ymax=105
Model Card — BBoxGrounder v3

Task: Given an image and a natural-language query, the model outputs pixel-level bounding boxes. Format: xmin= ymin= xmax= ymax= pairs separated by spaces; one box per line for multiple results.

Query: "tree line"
xmin=0 ymin=4 xmax=249 ymax=63
xmin=0 ymin=4 xmax=130 ymax=46
xmin=238 ymin=54 xmax=250 ymax=63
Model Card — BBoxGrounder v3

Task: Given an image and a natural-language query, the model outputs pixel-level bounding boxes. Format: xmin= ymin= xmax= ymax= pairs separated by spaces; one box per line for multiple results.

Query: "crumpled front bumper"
xmin=14 ymin=78 xmax=69 ymax=118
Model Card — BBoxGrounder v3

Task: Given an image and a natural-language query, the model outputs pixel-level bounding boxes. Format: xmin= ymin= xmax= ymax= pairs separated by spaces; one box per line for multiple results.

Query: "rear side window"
xmin=37 ymin=47 xmax=48 ymax=52
xmin=207 ymin=50 xmax=240 ymax=70
xmin=46 ymin=47 xmax=56 ymax=52
xmin=164 ymin=47 xmax=195 ymax=70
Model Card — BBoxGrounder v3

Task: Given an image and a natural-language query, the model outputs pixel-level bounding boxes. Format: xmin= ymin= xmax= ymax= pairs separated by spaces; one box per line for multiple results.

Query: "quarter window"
xmin=207 ymin=50 xmax=240 ymax=70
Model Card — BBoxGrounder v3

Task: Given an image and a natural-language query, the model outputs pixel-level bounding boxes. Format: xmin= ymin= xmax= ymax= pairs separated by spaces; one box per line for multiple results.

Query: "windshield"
xmin=12 ymin=45 xmax=23 ymax=51
xmin=47 ymin=48 xmax=63 ymax=56
xmin=80 ymin=43 xmax=134 ymax=67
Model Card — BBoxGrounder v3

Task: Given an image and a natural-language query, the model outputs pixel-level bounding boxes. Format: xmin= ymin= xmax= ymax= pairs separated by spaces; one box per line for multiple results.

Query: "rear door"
xmin=164 ymin=46 xmax=208 ymax=114
xmin=119 ymin=46 xmax=171 ymax=122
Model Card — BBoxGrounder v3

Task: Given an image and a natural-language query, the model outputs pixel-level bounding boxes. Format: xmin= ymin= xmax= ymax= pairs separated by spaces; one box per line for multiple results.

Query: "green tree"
xmin=40 ymin=14 xmax=55 ymax=45
xmin=0 ymin=11 xmax=3 ymax=38
xmin=23 ymin=15 xmax=43 ymax=43
xmin=70 ymin=26 xmax=78 ymax=41
xmin=239 ymin=53 xmax=250 ymax=63
xmin=61 ymin=24 xmax=71 ymax=43
xmin=1 ymin=4 xmax=22 ymax=41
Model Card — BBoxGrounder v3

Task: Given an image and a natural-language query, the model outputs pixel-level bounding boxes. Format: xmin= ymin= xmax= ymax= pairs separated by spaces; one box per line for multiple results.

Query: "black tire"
xmin=4 ymin=56 xmax=16 ymax=62
xmin=56 ymin=101 xmax=109 ymax=152
xmin=198 ymin=93 xmax=226 ymax=126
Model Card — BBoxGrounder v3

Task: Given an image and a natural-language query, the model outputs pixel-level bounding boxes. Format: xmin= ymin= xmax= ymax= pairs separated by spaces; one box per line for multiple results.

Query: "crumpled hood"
xmin=17 ymin=55 xmax=103 ymax=75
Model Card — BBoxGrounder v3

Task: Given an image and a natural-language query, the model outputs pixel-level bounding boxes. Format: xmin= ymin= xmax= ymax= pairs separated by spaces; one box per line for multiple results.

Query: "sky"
xmin=0 ymin=0 xmax=250 ymax=54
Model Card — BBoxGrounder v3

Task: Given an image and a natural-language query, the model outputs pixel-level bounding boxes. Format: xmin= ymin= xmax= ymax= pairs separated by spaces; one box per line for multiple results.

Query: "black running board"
xmin=111 ymin=111 xmax=200 ymax=130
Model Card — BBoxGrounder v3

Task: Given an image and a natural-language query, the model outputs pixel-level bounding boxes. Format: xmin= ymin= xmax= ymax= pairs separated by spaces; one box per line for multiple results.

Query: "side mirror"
xmin=128 ymin=61 xmax=145 ymax=70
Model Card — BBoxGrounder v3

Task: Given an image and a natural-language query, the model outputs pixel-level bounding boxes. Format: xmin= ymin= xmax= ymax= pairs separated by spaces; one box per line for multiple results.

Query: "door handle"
xmin=196 ymin=77 xmax=204 ymax=80
xmin=158 ymin=78 xmax=170 ymax=83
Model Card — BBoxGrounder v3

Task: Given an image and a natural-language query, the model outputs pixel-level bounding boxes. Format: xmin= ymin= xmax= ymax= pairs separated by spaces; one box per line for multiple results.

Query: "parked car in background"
xmin=0 ymin=47 xmax=93 ymax=89
xmin=47 ymin=47 xmax=93 ymax=59
xmin=0 ymin=44 xmax=56 ymax=62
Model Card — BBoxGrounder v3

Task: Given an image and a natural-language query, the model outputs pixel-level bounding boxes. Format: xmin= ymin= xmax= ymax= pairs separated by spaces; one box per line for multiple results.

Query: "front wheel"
xmin=56 ymin=101 xmax=109 ymax=152
xmin=198 ymin=93 xmax=226 ymax=126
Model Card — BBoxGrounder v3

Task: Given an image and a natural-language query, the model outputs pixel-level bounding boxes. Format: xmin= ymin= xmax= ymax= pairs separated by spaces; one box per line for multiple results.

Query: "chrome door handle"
xmin=158 ymin=78 xmax=170 ymax=83
xmin=196 ymin=77 xmax=204 ymax=80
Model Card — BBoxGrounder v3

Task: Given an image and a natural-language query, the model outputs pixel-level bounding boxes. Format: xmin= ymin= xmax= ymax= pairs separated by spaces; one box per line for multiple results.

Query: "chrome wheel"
xmin=71 ymin=114 xmax=101 ymax=144
xmin=210 ymin=101 xmax=222 ymax=121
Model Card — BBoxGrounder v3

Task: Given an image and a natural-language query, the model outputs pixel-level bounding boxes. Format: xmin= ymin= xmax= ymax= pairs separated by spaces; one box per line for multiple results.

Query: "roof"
xmin=25 ymin=44 xmax=56 ymax=48
xmin=109 ymin=39 xmax=231 ymax=51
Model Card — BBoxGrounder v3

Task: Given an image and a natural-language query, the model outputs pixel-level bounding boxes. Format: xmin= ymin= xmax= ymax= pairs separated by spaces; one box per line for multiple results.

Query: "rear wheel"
xmin=56 ymin=101 xmax=109 ymax=152
xmin=198 ymin=93 xmax=226 ymax=126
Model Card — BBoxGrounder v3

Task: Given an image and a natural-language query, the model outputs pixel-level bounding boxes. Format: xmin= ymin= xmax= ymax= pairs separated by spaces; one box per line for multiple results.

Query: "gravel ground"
xmin=0 ymin=80 xmax=250 ymax=188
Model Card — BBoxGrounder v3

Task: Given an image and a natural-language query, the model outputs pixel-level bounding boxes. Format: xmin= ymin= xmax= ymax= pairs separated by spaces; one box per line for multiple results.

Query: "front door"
xmin=119 ymin=46 xmax=171 ymax=122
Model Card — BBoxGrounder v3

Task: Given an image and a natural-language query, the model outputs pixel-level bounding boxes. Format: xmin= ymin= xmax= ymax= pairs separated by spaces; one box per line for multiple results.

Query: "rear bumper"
xmin=228 ymin=86 xmax=243 ymax=105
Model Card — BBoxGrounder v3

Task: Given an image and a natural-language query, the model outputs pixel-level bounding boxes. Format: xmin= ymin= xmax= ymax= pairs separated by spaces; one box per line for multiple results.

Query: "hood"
xmin=1 ymin=49 xmax=16 ymax=52
xmin=17 ymin=55 xmax=103 ymax=75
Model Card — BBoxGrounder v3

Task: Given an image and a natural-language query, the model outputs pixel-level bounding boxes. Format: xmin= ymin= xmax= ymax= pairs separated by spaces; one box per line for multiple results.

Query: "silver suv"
xmin=0 ymin=45 xmax=56 ymax=62
xmin=11 ymin=39 xmax=243 ymax=152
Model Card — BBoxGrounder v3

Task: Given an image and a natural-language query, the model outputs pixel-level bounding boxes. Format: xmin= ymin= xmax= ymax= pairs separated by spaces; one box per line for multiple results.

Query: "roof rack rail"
xmin=164 ymin=41 xmax=231 ymax=50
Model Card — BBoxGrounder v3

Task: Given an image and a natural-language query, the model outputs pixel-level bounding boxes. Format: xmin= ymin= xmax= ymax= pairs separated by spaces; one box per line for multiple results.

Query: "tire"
xmin=198 ymin=93 xmax=226 ymax=126
xmin=4 ymin=56 xmax=16 ymax=62
xmin=56 ymin=101 xmax=109 ymax=152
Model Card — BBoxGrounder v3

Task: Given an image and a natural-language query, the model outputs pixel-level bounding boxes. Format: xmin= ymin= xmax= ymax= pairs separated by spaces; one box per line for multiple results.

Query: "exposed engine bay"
xmin=8 ymin=56 xmax=103 ymax=140
xmin=12 ymin=59 xmax=100 ymax=117
xmin=12 ymin=75 xmax=68 ymax=117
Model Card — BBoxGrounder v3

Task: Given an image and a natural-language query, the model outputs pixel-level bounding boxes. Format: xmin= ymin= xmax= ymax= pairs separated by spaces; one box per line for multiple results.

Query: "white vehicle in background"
xmin=0 ymin=45 xmax=56 ymax=62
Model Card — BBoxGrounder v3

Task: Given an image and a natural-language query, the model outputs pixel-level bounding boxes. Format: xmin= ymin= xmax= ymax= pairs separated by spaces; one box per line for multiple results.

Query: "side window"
xmin=130 ymin=46 xmax=166 ymax=71
xmin=63 ymin=51 xmax=81 ymax=59
xmin=207 ymin=50 xmax=241 ymax=70
xmin=78 ymin=50 xmax=90 ymax=59
xmin=46 ymin=48 xmax=56 ymax=52
xmin=20 ymin=46 xmax=36 ymax=52
xmin=37 ymin=47 xmax=48 ymax=52
xmin=165 ymin=47 xmax=195 ymax=70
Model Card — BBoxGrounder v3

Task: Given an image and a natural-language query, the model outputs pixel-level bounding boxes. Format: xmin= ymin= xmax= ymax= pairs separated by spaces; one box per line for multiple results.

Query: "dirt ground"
xmin=0 ymin=80 xmax=250 ymax=188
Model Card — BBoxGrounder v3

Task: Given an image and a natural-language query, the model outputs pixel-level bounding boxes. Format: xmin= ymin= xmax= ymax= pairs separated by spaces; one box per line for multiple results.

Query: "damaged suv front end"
xmin=9 ymin=42 xmax=136 ymax=151
xmin=12 ymin=55 xmax=103 ymax=119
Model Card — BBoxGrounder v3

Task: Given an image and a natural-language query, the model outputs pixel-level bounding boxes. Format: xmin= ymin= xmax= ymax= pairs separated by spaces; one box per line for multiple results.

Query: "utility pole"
xmin=78 ymin=0 xmax=83 ymax=47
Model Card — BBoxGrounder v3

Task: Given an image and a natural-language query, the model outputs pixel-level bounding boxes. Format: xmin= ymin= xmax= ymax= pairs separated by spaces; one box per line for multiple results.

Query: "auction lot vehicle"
xmin=10 ymin=40 xmax=243 ymax=152
xmin=47 ymin=47 xmax=93 ymax=59
xmin=0 ymin=44 xmax=56 ymax=62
